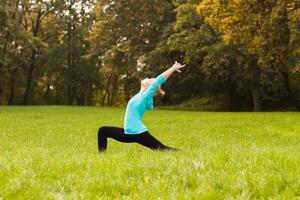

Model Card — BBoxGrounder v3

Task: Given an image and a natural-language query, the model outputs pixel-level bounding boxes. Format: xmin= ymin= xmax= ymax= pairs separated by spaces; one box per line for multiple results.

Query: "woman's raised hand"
xmin=161 ymin=61 xmax=187 ymax=80
xmin=172 ymin=61 xmax=186 ymax=73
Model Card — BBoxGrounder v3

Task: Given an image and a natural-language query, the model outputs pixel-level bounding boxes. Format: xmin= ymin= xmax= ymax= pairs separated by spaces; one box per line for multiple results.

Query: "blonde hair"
xmin=155 ymin=86 xmax=166 ymax=97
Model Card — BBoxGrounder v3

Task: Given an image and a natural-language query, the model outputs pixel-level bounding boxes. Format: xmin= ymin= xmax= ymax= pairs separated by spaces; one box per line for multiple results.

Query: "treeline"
xmin=0 ymin=0 xmax=299 ymax=111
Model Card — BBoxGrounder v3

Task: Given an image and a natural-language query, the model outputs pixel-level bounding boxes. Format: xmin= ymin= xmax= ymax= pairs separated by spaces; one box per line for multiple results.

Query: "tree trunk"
xmin=75 ymin=93 xmax=85 ymax=105
xmin=281 ymin=69 xmax=299 ymax=110
xmin=86 ymin=83 xmax=93 ymax=106
xmin=227 ymin=87 xmax=242 ymax=111
xmin=106 ymin=91 xmax=111 ymax=107
xmin=282 ymin=69 xmax=293 ymax=97
xmin=101 ymin=90 xmax=107 ymax=106
xmin=23 ymin=50 xmax=36 ymax=105
xmin=44 ymin=83 xmax=50 ymax=104
xmin=8 ymin=67 xmax=18 ymax=105
xmin=8 ymin=79 xmax=15 ymax=105
xmin=251 ymin=58 xmax=261 ymax=111
xmin=67 ymin=20 xmax=74 ymax=105
xmin=23 ymin=9 xmax=42 ymax=105
xmin=252 ymin=85 xmax=261 ymax=111
xmin=101 ymin=73 xmax=113 ymax=106
xmin=67 ymin=85 xmax=73 ymax=105
xmin=109 ymin=74 xmax=119 ymax=106
xmin=0 ymin=79 xmax=3 ymax=105
xmin=0 ymin=30 xmax=8 ymax=105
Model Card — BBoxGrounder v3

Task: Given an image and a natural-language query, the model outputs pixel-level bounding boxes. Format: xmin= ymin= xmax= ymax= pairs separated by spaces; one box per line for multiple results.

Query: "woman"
xmin=98 ymin=61 xmax=186 ymax=152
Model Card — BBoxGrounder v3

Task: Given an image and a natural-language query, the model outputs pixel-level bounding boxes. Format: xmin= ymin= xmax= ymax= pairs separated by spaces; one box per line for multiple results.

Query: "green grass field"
xmin=0 ymin=107 xmax=299 ymax=199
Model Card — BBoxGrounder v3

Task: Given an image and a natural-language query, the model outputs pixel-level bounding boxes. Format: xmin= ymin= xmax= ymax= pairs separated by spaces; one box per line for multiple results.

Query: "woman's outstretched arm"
xmin=161 ymin=61 xmax=185 ymax=80
xmin=144 ymin=61 xmax=186 ymax=98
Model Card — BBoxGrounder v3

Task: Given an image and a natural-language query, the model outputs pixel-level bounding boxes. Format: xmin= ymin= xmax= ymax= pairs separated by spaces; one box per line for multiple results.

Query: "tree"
xmin=197 ymin=0 xmax=300 ymax=111
xmin=88 ymin=0 xmax=175 ymax=106
xmin=0 ymin=0 xmax=27 ymax=105
xmin=21 ymin=0 xmax=62 ymax=105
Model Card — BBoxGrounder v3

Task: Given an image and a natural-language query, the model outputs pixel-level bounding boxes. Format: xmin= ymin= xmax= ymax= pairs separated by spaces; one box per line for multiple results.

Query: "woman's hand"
xmin=172 ymin=61 xmax=186 ymax=73
xmin=161 ymin=61 xmax=187 ymax=81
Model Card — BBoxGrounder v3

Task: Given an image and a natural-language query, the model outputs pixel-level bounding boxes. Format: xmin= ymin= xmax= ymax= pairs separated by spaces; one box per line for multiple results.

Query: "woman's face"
xmin=141 ymin=78 xmax=155 ymax=89
xmin=141 ymin=78 xmax=165 ymax=97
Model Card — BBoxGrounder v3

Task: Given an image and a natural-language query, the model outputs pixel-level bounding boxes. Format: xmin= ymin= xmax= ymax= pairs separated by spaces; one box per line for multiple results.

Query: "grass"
xmin=0 ymin=106 xmax=300 ymax=199
xmin=162 ymin=95 xmax=227 ymax=111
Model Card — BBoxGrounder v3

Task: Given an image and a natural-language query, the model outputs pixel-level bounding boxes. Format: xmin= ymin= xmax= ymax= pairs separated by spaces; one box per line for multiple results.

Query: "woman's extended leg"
xmin=98 ymin=126 xmax=179 ymax=152
xmin=135 ymin=131 xmax=179 ymax=151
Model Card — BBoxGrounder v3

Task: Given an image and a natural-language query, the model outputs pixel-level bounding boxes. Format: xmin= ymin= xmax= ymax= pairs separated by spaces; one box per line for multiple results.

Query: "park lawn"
xmin=0 ymin=106 xmax=299 ymax=199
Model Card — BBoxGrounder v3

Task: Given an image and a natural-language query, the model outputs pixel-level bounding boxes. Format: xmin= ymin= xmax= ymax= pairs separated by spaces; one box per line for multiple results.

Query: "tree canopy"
xmin=0 ymin=0 xmax=299 ymax=111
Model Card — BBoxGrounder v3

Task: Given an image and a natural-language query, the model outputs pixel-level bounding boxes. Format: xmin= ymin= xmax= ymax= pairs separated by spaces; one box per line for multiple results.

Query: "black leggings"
xmin=98 ymin=126 xmax=178 ymax=152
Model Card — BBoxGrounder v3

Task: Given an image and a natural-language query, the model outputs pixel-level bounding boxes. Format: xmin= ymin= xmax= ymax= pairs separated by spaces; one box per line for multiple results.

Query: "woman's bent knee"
xmin=98 ymin=126 xmax=107 ymax=137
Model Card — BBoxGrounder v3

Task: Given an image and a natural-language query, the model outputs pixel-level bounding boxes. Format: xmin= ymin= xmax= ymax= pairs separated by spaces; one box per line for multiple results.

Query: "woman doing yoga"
xmin=98 ymin=61 xmax=186 ymax=152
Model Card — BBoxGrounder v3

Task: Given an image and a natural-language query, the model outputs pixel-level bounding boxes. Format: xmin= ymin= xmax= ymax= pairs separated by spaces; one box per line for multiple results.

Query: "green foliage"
xmin=87 ymin=0 xmax=175 ymax=105
xmin=162 ymin=95 xmax=227 ymax=111
xmin=197 ymin=0 xmax=300 ymax=110
xmin=0 ymin=0 xmax=299 ymax=110
xmin=0 ymin=107 xmax=300 ymax=198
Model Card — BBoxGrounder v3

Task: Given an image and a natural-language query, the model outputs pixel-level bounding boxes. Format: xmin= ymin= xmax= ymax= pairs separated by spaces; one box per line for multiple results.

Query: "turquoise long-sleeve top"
xmin=124 ymin=74 xmax=166 ymax=134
